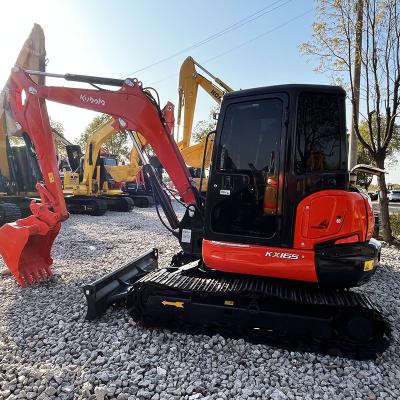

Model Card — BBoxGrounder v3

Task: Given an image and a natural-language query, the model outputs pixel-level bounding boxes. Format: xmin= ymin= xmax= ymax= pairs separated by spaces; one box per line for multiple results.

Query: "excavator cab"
xmin=195 ymin=85 xmax=378 ymax=287
xmin=204 ymin=85 xmax=347 ymax=247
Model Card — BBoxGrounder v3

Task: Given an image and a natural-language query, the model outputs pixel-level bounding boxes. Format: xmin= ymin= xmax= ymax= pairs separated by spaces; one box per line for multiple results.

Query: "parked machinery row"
xmin=0 ymin=65 xmax=390 ymax=360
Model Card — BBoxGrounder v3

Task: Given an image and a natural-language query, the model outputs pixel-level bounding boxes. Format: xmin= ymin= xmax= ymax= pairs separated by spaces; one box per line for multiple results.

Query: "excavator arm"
xmin=20 ymin=69 xmax=197 ymax=204
xmin=177 ymin=57 xmax=233 ymax=169
xmin=0 ymin=68 xmax=198 ymax=286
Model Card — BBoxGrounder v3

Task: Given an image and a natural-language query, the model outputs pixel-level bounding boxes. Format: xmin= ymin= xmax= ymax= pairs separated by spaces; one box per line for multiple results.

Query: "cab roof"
xmin=224 ymin=84 xmax=346 ymax=100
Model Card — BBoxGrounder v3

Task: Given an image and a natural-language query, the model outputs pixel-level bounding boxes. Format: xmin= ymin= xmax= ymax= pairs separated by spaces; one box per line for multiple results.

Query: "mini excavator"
xmin=106 ymin=132 xmax=159 ymax=208
xmin=0 ymin=67 xmax=390 ymax=359
xmin=58 ymin=126 xmax=154 ymax=211
xmin=61 ymin=118 xmax=134 ymax=215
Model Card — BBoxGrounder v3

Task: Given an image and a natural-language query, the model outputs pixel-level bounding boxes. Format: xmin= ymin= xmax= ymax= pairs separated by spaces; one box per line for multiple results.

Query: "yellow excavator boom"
xmin=0 ymin=23 xmax=46 ymax=180
xmin=177 ymin=56 xmax=233 ymax=169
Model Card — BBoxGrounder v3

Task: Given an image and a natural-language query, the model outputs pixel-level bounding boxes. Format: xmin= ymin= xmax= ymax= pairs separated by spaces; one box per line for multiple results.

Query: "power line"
xmin=122 ymin=0 xmax=292 ymax=78
xmin=204 ymin=9 xmax=313 ymax=64
xmin=148 ymin=8 xmax=313 ymax=87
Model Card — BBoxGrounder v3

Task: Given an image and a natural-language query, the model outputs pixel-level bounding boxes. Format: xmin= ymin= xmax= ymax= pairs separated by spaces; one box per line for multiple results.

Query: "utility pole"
xmin=348 ymin=0 xmax=364 ymax=169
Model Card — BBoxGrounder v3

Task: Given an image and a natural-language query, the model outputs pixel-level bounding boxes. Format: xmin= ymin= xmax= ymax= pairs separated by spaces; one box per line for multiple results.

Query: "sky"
xmin=0 ymin=0 xmax=398 ymax=183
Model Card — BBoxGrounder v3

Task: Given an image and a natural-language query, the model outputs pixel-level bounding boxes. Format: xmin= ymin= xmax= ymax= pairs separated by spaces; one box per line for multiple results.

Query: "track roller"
xmin=100 ymin=196 xmax=134 ymax=212
xmin=65 ymin=196 xmax=108 ymax=216
xmin=131 ymin=195 xmax=154 ymax=208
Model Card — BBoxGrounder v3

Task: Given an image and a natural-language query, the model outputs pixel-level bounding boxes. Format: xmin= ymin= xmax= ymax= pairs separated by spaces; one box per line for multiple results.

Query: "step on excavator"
xmin=0 ymin=67 xmax=390 ymax=359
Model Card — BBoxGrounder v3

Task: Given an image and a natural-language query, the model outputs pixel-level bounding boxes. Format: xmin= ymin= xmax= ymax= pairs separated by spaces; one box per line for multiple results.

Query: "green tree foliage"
xmin=301 ymin=0 xmax=400 ymax=242
xmin=390 ymin=213 xmax=400 ymax=238
xmin=356 ymin=118 xmax=400 ymax=189
xmin=50 ymin=117 xmax=67 ymax=158
xmin=192 ymin=106 xmax=219 ymax=143
xmin=76 ymin=114 xmax=130 ymax=162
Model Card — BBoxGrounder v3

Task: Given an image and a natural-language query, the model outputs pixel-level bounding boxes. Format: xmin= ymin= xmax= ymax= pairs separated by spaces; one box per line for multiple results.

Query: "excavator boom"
xmin=177 ymin=57 xmax=233 ymax=169
xmin=0 ymin=68 xmax=198 ymax=285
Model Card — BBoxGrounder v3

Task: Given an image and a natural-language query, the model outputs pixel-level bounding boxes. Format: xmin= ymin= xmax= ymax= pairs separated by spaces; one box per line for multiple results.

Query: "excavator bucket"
xmin=0 ymin=215 xmax=60 ymax=287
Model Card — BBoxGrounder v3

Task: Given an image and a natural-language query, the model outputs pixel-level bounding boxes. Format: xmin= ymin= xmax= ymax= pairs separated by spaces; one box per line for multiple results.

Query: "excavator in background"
xmin=0 ymin=67 xmax=390 ymax=359
xmin=0 ymin=24 xmax=46 ymax=224
xmin=61 ymin=118 xmax=135 ymax=215
xmin=105 ymin=131 xmax=158 ymax=208
xmin=0 ymin=141 xmax=21 ymax=226
xmin=177 ymin=56 xmax=233 ymax=191
xmin=0 ymin=133 xmax=39 ymax=225
xmin=56 ymin=118 xmax=155 ymax=211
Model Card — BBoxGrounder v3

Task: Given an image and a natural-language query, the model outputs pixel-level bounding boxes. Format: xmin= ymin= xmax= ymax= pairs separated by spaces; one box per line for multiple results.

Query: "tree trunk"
xmin=376 ymin=157 xmax=392 ymax=242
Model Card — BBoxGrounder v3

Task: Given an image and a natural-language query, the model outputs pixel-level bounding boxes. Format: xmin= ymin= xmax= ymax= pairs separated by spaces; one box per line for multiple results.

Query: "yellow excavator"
xmin=61 ymin=118 xmax=136 ymax=215
xmin=0 ymin=130 xmax=21 ymax=225
xmin=0 ymin=23 xmax=46 ymax=224
xmin=177 ymin=56 xmax=233 ymax=190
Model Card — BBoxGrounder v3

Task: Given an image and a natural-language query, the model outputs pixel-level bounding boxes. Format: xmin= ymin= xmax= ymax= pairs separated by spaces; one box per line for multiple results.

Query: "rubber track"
xmin=129 ymin=269 xmax=391 ymax=360
xmin=65 ymin=197 xmax=108 ymax=216
xmin=101 ymin=196 xmax=134 ymax=212
xmin=0 ymin=203 xmax=22 ymax=225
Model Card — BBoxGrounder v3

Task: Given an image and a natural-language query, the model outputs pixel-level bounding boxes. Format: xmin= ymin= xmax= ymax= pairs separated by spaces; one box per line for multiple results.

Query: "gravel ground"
xmin=1 ymin=206 xmax=400 ymax=400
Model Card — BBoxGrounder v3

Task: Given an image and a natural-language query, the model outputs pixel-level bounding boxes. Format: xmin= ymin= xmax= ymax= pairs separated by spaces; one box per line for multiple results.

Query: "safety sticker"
xmin=364 ymin=260 xmax=374 ymax=271
xmin=220 ymin=189 xmax=230 ymax=195
xmin=181 ymin=229 xmax=192 ymax=243
xmin=162 ymin=300 xmax=184 ymax=308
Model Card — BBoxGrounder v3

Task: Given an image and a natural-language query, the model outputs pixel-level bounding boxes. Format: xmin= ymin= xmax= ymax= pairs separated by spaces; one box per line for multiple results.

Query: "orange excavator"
xmin=0 ymin=67 xmax=390 ymax=359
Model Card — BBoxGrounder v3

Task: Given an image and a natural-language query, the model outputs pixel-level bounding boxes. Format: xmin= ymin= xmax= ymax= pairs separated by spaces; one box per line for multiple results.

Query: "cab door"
xmin=204 ymin=93 xmax=287 ymax=247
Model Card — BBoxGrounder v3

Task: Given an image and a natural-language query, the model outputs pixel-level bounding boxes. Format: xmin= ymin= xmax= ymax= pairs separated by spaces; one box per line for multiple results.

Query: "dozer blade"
xmin=83 ymin=248 xmax=158 ymax=320
xmin=0 ymin=215 xmax=60 ymax=287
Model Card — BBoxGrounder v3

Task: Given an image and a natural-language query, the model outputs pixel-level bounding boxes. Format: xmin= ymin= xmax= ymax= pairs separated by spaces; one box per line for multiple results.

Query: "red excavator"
xmin=0 ymin=67 xmax=390 ymax=359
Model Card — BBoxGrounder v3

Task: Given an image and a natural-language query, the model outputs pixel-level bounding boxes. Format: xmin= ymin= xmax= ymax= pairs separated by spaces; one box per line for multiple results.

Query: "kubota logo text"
xmin=265 ymin=251 xmax=300 ymax=260
xmin=79 ymin=94 xmax=106 ymax=106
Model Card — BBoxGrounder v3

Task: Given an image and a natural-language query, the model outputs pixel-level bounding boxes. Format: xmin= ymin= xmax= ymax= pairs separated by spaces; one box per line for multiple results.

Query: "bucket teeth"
xmin=17 ymin=265 xmax=53 ymax=287
xmin=0 ymin=218 xmax=60 ymax=287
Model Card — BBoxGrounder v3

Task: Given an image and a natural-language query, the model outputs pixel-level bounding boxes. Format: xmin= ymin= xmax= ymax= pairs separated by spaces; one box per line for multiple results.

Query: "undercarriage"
xmin=84 ymin=249 xmax=391 ymax=360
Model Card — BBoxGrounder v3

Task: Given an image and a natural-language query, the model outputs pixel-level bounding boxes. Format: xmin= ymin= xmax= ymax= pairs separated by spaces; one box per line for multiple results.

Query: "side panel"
xmin=293 ymin=190 xmax=369 ymax=249
xmin=202 ymin=239 xmax=317 ymax=282
xmin=203 ymin=189 xmax=374 ymax=285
